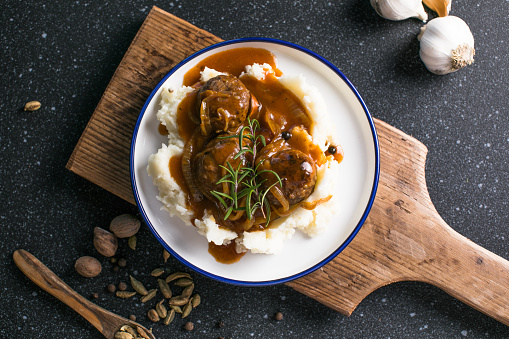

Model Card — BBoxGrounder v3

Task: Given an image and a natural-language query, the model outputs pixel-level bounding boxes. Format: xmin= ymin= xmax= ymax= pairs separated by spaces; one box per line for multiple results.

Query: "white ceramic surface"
xmin=131 ymin=38 xmax=379 ymax=286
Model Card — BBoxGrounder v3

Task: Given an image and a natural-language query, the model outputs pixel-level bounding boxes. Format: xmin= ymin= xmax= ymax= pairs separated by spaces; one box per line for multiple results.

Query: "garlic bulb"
xmin=370 ymin=0 xmax=428 ymax=22
xmin=422 ymin=0 xmax=451 ymax=17
xmin=418 ymin=16 xmax=475 ymax=75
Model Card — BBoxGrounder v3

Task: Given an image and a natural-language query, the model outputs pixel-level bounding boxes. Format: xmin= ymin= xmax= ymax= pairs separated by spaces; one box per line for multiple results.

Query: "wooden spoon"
xmin=13 ymin=249 xmax=156 ymax=339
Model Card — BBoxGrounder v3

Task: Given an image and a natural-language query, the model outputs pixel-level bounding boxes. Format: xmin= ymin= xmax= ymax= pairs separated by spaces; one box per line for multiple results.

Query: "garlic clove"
xmin=422 ymin=0 xmax=451 ymax=17
xmin=418 ymin=16 xmax=475 ymax=75
xmin=371 ymin=0 xmax=428 ymax=22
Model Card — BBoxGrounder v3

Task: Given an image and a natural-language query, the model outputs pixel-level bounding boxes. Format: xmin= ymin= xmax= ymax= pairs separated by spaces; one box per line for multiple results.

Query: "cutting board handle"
xmin=288 ymin=119 xmax=509 ymax=326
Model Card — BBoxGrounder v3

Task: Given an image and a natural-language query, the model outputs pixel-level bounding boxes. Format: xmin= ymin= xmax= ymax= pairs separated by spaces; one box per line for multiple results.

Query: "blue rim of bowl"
xmin=130 ymin=37 xmax=380 ymax=286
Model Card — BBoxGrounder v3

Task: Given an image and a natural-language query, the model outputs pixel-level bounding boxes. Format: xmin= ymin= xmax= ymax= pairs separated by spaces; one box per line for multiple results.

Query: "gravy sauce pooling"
xmin=167 ymin=47 xmax=340 ymax=263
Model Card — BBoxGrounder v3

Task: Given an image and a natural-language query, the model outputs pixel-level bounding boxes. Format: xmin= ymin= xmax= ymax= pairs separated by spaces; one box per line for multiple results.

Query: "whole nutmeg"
xmin=75 ymin=256 xmax=102 ymax=277
xmin=110 ymin=214 xmax=141 ymax=238
xmin=93 ymin=227 xmax=118 ymax=257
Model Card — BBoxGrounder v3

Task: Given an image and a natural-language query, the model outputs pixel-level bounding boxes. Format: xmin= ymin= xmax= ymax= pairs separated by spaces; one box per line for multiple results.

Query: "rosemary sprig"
xmin=210 ymin=118 xmax=282 ymax=226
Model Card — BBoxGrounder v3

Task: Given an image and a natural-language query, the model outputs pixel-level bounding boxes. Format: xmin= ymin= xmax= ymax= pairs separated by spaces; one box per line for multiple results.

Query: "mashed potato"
xmin=147 ymin=64 xmax=341 ymax=255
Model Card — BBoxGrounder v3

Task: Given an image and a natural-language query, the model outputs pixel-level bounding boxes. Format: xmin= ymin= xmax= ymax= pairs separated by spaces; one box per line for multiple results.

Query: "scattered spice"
xmin=274 ymin=311 xmax=283 ymax=321
xmin=217 ymin=320 xmax=225 ymax=328
xmin=163 ymin=250 xmax=170 ymax=262
xmin=118 ymin=258 xmax=127 ymax=267
xmin=116 ymin=291 xmax=137 ymax=299
xmin=151 ymin=268 xmax=165 ymax=277
xmin=110 ymin=214 xmax=141 ymax=238
xmin=281 ymin=131 xmax=291 ymax=140
xmin=113 ymin=265 xmax=120 ymax=273
xmin=129 ymin=314 xmax=136 ymax=322
xmin=118 ymin=281 xmax=127 ymax=291
xmin=110 ymin=257 xmax=117 ymax=264
xmin=75 ymin=256 xmax=102 ymax=278
xmin=130 ymin=275 xmax=148 ymax=295
xmin=140 ymin=289 xmax=157 ymax=303
xmin=107 ymin=284 xmax=116 ymax=293
xmin=158 ymin=278 xmax=172 ymax=299
xmin=184 ymin=321 xmax=194 ymax=331
xmin=128 ymin=235 xmax=137 ymax=251
xmin=147 ymin=309 xmax=160 ymax=323
xmin=164 ymin=308 xmax=175 ymax=325
xmin=91 ymin=292 xmax=99 ymax=299
xmin=24 ymin=101 xmax=41 ymax=111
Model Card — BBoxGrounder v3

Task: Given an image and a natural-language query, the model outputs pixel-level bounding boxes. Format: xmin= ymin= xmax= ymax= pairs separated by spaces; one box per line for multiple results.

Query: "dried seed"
xmin=140 ymin=289 xmax=157 ymax=303
xmin=165 ymin=272 xmax=191 ymax=283
xmin=168 ymin=295 xmax=189 ymax=306
xmin=147 ymin=309 xmax=160 ymax=323
xmin=91 ymin=292 xmax=99 ymax=299
xmin=129 ymin=314 xmax=136 ymax=321
xmin=107 ymin=284 xmax=116 ymax=293
xmin=24 ymin=101 xmax=41 ymax=111
xmin=118 ymin=281 xmax=127 ymax=291
xmin=181 ymin=283 xmax=194 ymax=299
xmin=170 ymin=305 xmax=182 ymax=313
xmin=184 ymin=321 xmax=194 ymax=331
xmin=163 ymin=250 xmax=170 ymax=262
xmin=128 ymin=235 xmax=137 ymax=250
xmin=130 ymin=275 xmax=148 ymax=295
xmin=173 ymin=278 xmax=193 ymax=287
xmin=114 ymin=332 xmax=133 ymax=339
xmin=156 ymin=299 xmax=168 ymax=318
xmin=151 ymin=268 xmax=164 ymax=277
xmin=118 ymin=258 xmax=127 ymax=267
xmin=274 ymin=311 xmax=283 ymax=321
xmin=181 ymin=301 xmax=192 ymax=318
xmin=120 ymin=325 xmax=137 ymax=337
xmin=116 ymin=291 xmax=137 ymax=299
xmin=158 ymin=279 xmax=172 ymax=299
xmin=163 ymin=308 xmax=175 ymax=325
xmin=136 ymin=326 xmax=151 ymax=339
xmin=191 ymin=294 xmax=201 ymax=308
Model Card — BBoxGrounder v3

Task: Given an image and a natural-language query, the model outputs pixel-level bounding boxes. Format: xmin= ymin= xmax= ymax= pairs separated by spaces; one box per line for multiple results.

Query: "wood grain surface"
xmin=66 ymin=6 xmax=509 ymax=326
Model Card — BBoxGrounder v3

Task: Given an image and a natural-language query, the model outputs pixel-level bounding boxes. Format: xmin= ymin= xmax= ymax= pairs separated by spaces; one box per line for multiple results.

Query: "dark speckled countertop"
xmin=2 ymin=1 xmax=509 ymax=338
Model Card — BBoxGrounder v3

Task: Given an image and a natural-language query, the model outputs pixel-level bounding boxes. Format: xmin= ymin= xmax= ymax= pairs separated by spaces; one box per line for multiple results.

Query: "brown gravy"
xmin=208 ymin=241 xmax=245 ymax=264
xmin=165 ymin=47 xmax=341 ymax=264
xmin=183 ymin=48 xmax=281 ymax=86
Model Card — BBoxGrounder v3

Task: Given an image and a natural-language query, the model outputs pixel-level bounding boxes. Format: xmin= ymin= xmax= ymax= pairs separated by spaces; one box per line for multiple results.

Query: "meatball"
xmin=192 ymin=136 xmax=249 ymax=201
xmin=257 ymin=147 xmax=317 ymax=207
xmin=195 ymin=75 xmax=251 ymax=135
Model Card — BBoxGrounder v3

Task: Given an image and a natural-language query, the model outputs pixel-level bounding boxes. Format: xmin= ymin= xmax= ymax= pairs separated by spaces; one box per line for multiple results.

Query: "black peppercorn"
xmin=327 ymin=145 xmax=337 ymax=155
xmin=281 ymin=131 xmax=291 ymax=140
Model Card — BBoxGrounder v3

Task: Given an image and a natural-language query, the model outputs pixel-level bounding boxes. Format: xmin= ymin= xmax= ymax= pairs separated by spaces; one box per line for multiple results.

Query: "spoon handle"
xmin=13 ymin=249 xmax=113 ymax=338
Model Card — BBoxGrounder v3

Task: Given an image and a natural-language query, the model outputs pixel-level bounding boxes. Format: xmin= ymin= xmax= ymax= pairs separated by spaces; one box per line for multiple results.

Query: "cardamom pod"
xmin=147 ymin=309 xmax=160 ymax=323
xmin=24 ymin=101 xmax=41 ymax=111
xmin=114 ymin=332 xmax=133 ymax=339
xmin=191 ymin=294 xmax=201 ymax=308
xmin=140 ymin=289 xmax=157 ymax=303
xmin=163 ymin=308 xmax=175 ymax=325
xmin=120 ymin=325 xmax=136 ymax=337
xmin=151 ymin=268 xmax=164 ymax=277
xmin=116 ymin=291 xmax=137 ymax=299
xmin=181 ymin=283 xmax=194 ymax=299
xmin=128 ymin=235 xmax=137 ymax=250
xmin=156 ymin=299 xmax=168 ymax=318
xmin=165 ymin=272 xmax=191 ymax=283
xmin=173 ymin=277 xmax=193 ymax=287
xmin=136 ymin=326 xmax=151 ymax=339
xmin=163 ymin=250 xmax=170 ymax=262
xmin=170 ymin=305 xmax=182 ymax=313
xmin=168 ymin=295 xmax=189 ymax=306
xmin=130 ymin=275 xmax=148 ymax=295
xmin=181 ymin=301 xmax=192 ymax=318
xmin=158 ymin=279 xmax=172 ymax=299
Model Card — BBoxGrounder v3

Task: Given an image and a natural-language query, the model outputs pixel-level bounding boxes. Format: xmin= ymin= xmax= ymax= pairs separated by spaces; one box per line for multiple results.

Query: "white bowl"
xmin=131 ymin=38 xmax=379 ymax=286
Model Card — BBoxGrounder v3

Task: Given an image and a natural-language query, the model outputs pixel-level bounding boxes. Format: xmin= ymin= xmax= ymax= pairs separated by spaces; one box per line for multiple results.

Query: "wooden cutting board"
xmin=66 ymin=6 xmax=509 ymax=326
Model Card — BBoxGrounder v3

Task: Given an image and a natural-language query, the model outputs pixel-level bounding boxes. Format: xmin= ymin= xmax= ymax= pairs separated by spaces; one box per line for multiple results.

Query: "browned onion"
xmin=269 ymin=185 xmax=289 ymax=212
